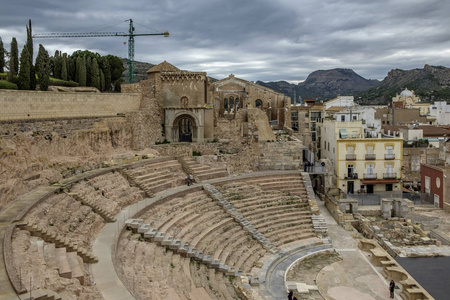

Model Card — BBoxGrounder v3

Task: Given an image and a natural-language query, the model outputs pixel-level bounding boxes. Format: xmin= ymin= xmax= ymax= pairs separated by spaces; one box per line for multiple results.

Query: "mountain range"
xmin=122 ymin=60 xmax=450 ymax=104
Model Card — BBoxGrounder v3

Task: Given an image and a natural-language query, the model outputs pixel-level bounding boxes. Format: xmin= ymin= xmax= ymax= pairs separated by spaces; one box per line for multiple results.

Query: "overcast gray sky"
xmin=1 ymin=0 xmax=449 ymax=82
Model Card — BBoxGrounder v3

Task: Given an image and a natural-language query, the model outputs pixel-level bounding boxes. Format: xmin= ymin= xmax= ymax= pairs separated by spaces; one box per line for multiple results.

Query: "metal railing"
xmin=383 ymin=172 xmax=396 ymax=179
xmin=346 ymin=154 xmax=357 ymax=160
xmin=363 ymin=173 xmax=377 ymax=179
xmin=345 ymin=173 xmax=358 ymax=179
xmin=385 ymin=153 xmax=395 ymax=160
xmin=365 ymin=154 xmax=376 ymax=160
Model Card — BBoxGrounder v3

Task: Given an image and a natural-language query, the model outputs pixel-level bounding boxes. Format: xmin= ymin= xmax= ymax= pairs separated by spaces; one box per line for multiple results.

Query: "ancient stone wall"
xmin=258 ymin=141 xmax=302 ymax=171
xmin=0 ymin=117 xmax=136 ymax=212
xmin=0 ymin=90 xmax=140 ymax=121
xmin=247 ymin=108 xmax=276 ymax=141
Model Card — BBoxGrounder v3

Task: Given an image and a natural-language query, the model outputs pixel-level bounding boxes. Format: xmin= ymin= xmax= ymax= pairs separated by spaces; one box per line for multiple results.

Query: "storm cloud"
xmin=1 ymin=0 xmax=449 ymax=82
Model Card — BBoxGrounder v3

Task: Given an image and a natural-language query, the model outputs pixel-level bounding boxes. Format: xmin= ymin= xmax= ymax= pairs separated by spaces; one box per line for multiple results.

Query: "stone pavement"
xmin=315 ymin=195 xmax=399 ymax=300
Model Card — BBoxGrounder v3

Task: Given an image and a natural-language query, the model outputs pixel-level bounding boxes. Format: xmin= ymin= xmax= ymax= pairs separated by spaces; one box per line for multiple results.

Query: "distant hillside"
xmin=121 ymin=59 xmax=155 ymax=83
xmin=354 ymin=64 xmax=450 ymax=104
xmin=121 ymin=59 xmax=218 ymax=83
xmin=257 ymin=68 xmax=379 ymax=103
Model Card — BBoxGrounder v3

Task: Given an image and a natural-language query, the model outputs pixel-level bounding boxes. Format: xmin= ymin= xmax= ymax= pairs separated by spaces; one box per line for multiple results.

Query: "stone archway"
xmin=173 ymin=114 xmax=197 ymax=142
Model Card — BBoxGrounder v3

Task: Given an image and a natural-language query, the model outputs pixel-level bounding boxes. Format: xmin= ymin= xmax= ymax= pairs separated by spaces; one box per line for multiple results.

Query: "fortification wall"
xmin=0 ymin=90 xmax=141 ymax=121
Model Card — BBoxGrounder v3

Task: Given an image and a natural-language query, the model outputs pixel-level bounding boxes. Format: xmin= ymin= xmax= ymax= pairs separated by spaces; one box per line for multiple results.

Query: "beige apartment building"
xmin=320 ymin=119 xmax=403 ymax=194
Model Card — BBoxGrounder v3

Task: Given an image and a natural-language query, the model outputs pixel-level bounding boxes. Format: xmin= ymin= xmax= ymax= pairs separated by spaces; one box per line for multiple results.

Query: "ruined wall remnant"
xmin=0 ymin=90 xmax=140 ymax=121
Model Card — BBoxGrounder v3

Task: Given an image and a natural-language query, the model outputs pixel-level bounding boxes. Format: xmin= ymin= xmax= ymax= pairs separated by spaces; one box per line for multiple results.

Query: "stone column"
xmin=381 ymin=198 xmax=393 ymax=219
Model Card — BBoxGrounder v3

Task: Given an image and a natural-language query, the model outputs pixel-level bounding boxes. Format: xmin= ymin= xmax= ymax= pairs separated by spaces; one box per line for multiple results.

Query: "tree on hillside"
xmin=85 ymin=56 xmax=92 ymax=87
xmin=102 ymin=58 xmax=111 ymax=91
xmin=106 ymin=55 xmax=124 ymax=92
xmin=76 ymin=56 xmax=87 ymax=86
xmin=53 ymin=50 xmax=62 ymax=79
xmin=68 ymin=55 xmax=75 ymax=81
xmin=8 ymin=37 xmax=19 ymax=82
xmin=35 ymin=44 xmax=50 ymax=91
xmin=61 ymin=53 xmax=68 ymax=81
xmin=100 ymin=69 xmax=105 ymax=91
xmin=0 ymin=38 xmax=5 ymax=73
xmin=26 ymin=19 xmax=36 ymax=90
xmin=91 ymin=58 xmax=100 ymax=90
xmin=18 ymin=45 xmax=31 ymax=90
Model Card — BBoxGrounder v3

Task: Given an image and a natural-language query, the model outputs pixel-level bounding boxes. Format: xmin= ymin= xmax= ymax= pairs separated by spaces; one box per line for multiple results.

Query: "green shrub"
xmin=193 ymin=151 xmax=202 ymax=156
xmin=0 ymin=81 xmax=18 ymax=90
xmin=49 ymin=77 xmax=79 ymax=87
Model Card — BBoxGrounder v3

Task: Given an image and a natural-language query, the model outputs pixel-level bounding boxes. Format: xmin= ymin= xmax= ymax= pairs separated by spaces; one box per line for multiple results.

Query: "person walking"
xmin=389 ymin=279 xmax=395 ymax=298
xmin=187 ymin=174 xmax=192 ymax=186
xmin=287 ymin=289 xmax=293 ymax=300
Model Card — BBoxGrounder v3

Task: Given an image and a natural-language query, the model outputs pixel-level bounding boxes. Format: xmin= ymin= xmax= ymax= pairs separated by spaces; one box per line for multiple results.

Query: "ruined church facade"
xmin=122 ymin=61 xmax=291 ymax=144
xmin=209 ymin=74 xmax=291 ymax=130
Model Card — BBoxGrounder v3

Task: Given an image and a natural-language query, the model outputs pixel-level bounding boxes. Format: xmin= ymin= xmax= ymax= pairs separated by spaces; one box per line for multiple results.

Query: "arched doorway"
xmin=174 ymin=114 xmax=196 ymax=142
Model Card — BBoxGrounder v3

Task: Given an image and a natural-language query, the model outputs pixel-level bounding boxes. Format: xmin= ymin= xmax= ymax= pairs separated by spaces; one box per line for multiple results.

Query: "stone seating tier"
xmin=17 ymin=222 xmax=98 ymax=263
xmin=11 ymin=231 xmax=85 ymax=298
xmin=125 ymin=158 xmax=181 ymax=177
xmin=238 ymin=202 xmax=310 ymax=217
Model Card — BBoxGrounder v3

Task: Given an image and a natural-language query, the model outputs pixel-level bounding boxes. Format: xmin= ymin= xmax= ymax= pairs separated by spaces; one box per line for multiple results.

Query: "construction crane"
xmin=33 ymin=19 xmax=169 ymax=83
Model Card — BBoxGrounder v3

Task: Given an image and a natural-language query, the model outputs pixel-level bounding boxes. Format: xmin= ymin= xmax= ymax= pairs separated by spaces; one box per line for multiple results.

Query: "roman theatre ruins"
xmin=0 ymin=62 xmax=436 ymax=300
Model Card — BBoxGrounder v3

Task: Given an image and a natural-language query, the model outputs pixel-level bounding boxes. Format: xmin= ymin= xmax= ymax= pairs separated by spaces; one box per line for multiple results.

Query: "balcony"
xmin=346 ymin=154 xmax=357 ymax=160
xmin=363 ymin=173 xmax=377 ymax=179
xmin=365 ymin=154 xmax=376 ymax=160
xmin=383 ymin=172 xmax=397 ymax=179
xmin=385 ymin=153 xmax=395 ymax=160
xmin=345 ymin=173 xmax=358 ymax=179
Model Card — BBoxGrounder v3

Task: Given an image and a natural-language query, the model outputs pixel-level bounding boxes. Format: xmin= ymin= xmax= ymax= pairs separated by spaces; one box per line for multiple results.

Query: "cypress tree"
xmin=85 ymin=56 xmax=92 ymax=86
xmin=100 ymin=69 xmax=105 ymax=92
xmin=36 ymin=44 xmax=50 ymax=91
xmin=54 ymin=50 xmax=62 ymax=79
xmin=9 ymin=37 xmax=19 ymax=82
xmin=0 ymin=38 xmax=5 ymax=73
xmin=91 ymin=58 xmax=100 ymax=90
xmin=61 ymin=53 xmax=68 ymax=81
xmin=18 ymin=45 xmax=31 ymax=90
xmin=103 ymin=58 xmax=111 ymax=91
xmin=78 ymin=56 xmax=86 ymax=86
xmin=26 ymin=20 xmax=36 ymax=90
xmin=68 ymin=56 xmax=75 ymax=81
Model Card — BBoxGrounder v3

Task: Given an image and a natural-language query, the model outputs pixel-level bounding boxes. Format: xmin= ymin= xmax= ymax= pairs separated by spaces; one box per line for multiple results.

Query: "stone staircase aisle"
xmin=17 ymin=221 xmax=98 ymax=263
xmin=68 ymin=193 xmax=116 ymax=222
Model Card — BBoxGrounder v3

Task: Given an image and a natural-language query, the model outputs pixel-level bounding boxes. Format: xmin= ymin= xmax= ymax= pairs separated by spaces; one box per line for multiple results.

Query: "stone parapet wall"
xmin=0 ymin=90 xmax=141 ymax=121
xmin=258 ymin=141 xmax=302 ymax=171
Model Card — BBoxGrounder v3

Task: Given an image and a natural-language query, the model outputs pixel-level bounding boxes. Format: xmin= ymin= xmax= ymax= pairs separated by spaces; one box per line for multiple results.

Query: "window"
xmin=180 ymin=96 xmax=188 ymax=108
xmin=341 ymin=115 xmax=345 ymax=121
xmin=353 ymin=115 xmax=357 ymax=120
xmin=255 ymin=99 xmax=262 ymax=108
xmin=224 ymin=98 xmax=228 ymax=111
xmin=434 ymin=194 xmax=440 ymax=208
xmin=425 ymin=176 xmax=430 ymax=194
xmin=339 ymin=129 xmax=348 ymax=138
xmin=386 ymin=184 xmax=393 ymax=191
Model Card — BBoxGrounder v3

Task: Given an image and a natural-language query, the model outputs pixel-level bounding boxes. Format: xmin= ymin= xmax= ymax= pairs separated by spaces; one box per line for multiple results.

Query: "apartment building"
xmin=320 ymin=119 xmax=403 ymax=194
